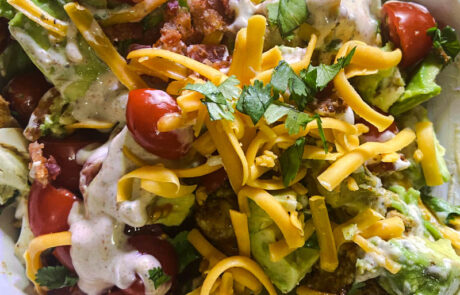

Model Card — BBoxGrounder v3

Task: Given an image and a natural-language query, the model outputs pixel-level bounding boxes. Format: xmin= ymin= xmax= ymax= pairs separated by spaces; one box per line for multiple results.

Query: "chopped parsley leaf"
xmin=35 ymin=266 xmax=78 ymax=290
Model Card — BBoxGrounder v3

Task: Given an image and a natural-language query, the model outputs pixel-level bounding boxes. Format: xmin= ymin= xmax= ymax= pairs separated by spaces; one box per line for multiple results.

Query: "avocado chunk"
xmin=390 ymin=56 xmax=442 ymax=116
xmin=248 ymin=200 xmax=319 ymax=293
xmin=368 ymin=237 xmax=460 ymax=295
xmin=150 ymin=193 xmax=194 ymax=226
xmin=354 ymin=66 xmax=405 ymax=112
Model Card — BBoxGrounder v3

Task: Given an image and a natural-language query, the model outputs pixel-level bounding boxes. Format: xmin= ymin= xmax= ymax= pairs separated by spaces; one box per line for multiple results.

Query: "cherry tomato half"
xmin=128 ymin=234 xmax=178 ymax=277
xmin=40 ymin=131 xmax=106 ymax=193
xmin=200 ymin=168 xmax=228 ymax=194
xmin=4 ymin=70 xmax=51 ymax=126
xmin=126 ymin=89 xmax=192 ymax=159
xmin=28 ymin=181 xmax=79 ymax=236
xmin=382 ymin=1 xmax=436 ymax=67
xmin=28 ymin=182 xmax=79 ymax=271
xmin=113 ymin=235 xmax=178 ymax=295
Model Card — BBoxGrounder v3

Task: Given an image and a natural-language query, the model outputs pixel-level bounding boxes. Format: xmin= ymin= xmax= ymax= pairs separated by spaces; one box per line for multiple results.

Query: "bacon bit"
xmin=186 ymin=44 xmax=231 ymax=69
xmin=28 ymin=142 xmax=49 ymax=187
xmin=28 ymin=142 xmax=62 ymax=187
xmin=310 ymin=96 xmax=348 ymax=117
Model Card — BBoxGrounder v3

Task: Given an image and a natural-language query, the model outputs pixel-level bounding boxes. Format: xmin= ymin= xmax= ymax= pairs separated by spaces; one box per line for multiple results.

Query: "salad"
xmin=0 ymin=0 xmax=460 ymax=294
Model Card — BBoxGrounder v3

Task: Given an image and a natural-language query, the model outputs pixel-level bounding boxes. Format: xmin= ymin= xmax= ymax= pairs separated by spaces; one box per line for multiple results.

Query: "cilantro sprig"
xmin=148 ymin=267 xmax=171 ymax=288
xmin=236 ymin=80 xmax=274 ymax=124
xmin=170 ymin=231 xmax=200 ymax=272
xmin=184 ymin=76 xmax=241 ymax=121
xmin=35 ymin=266 xmax=78 ymax=290
xmin=267 ymin=0 xmax=309 ymax=37
xmin=427 ymin=26 xmax=460 ymax=63
xmin=280 ymin=137 xmax=305 ymax=187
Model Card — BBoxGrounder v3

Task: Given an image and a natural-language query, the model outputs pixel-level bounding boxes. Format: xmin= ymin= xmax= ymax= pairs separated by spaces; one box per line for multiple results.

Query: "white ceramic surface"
xmin=0 ymin=0 xmax=459 ymax=294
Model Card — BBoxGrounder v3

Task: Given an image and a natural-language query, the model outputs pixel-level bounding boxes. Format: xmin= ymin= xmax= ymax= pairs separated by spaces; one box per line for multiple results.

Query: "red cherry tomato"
xmin=4 ymin=70 xmax=51 ymax=126
xmin=200 ymin=168 xmax=228 ymax=194
xmin=382 ymin=1 xmax=436 ymax=67
xmin=53 ymin=246 xmax=75 ymax=272
xmin=119 ymin=278 xmax=145 ymax=295
xmin=28 ymin=181 xmax=78 ymax=236
xmin=126 ymin=89 xmax=192 ymax=159
xmin=114 ymin=235 xmax=178 ymax=295
xmin=128 ymin=234 xmax=178 ymax=277
xmin=28 ymin=182 xmax=79 ymax=271
xmin=40 ymin=131 xmax=105 ymax=193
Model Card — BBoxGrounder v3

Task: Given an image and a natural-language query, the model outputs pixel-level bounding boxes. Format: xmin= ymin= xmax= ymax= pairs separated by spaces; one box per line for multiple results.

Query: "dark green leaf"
xmin=270 ymin=61 xmax=295 ymax=94
xmin=288 ymin=75 xmax=311 ymax=111
xmin=218 ymin=75 xmax=241 ymax=101
xmin=280 ymin=137 xmax=305 ymax=187
xmin=185 ymin=82 xmax=225 ymax=104
xmin=264 ymin=102 xmax=315 ymax=135
xmin=427 ymin=26 xmax=460 ymax=62
xmin=264 ymin=102 xmax=292 ymax=124
xmin=148 ymin=267 xmax=171 ymax=288
xmin=314 ymin=114 xmax=328 ymax=152
xmin=184 ymin=76 xmax=240 ymax=121
xmin=170 ymin=231 xmax=200 ymax=273
xmin=285 ymin=109 xmax=314 ymax=135
xmin=301 ymin=47 xmax=356 ymax=91
xmin=35 ymin=266 xmax=78 ymax=290
xmin=203 ymin=101 xmax=234 ymax=121
xmin=271 ymin=61 xmax=312 ymax=110
xmin=236 ymin=80 xmax=274 ymax=124
xmin=278 ymin=0 xmax=308 ymax=37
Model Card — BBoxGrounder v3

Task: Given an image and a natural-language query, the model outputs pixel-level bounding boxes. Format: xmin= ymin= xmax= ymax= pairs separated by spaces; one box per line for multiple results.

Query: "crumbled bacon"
xmin=28 ymin=142 xmax=61 ymax=187
xmin=156 ymin=22 xmax=188 ymax=53
xmin=189 ymin=0 xmax=226 ymax=36
xmin=154 ymin=4 xmax=195 ymax=53
xmin=310 ymin=96 xmax=348 ymax=117
xmin=155 ymin=0 xmax=233 ymax=54
xmin=186 ymin=44 xmax=231 ymax=69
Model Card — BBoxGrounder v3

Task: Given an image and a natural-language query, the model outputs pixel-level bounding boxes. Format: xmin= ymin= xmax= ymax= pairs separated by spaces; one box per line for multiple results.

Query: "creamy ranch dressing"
xmin=71 ymin=72 xmax=129 ymax=124
xmin=69 ymin=128 xmax=169 ymax=295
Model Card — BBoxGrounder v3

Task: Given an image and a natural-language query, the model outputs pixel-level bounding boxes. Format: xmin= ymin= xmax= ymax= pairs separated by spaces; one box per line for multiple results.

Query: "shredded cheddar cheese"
xmin=128 ymin=48 xmax=226 ymax=84
xmin=24 ymin=231 xmax=72 ymax=292
xmin=318 ymin=128 xmax=416 ymax=191
xmin=117 ymin=165 xmax=197 ymax=200
xmin=415 ymin=121 xmax=444 ymax=186
xmin=64 ymin=3 xmax=147 ymax=90
xmin=352 ymin=235 xmax=401 ymax=274
xmin=333 ymin=42 xmax=400 ymax=132
xmin=238 ymin=187 xmax=305 ymax=249
xmin=8 ymin=0 xmax=68 ymax=37
xmin=200 ymin=256 xmax=277 ymax=295
xmin=229 ymin=210 xmax=251 ymax=257
xmin=188 ymin=229 xmax=262 ymax=292
xmin=100 ymin=0 xmax=169 ymax=25
xmin=309 ymin=196 xmax=338 ymax=272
